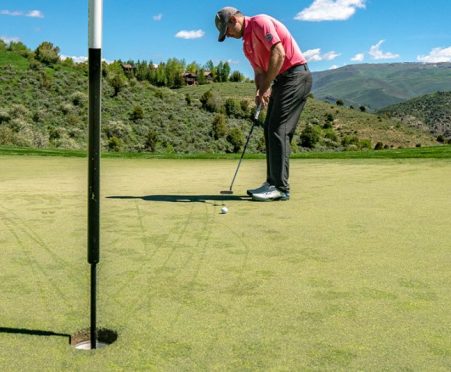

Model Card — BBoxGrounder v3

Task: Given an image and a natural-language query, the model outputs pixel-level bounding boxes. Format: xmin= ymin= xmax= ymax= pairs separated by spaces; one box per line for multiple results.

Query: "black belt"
xmin=277 ymin=63 xmax=309 ymax=79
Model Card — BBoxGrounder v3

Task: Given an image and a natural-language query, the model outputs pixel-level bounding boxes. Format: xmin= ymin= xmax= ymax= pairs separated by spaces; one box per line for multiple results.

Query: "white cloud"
xmin=329 ymin=65 xmax=339 ymax=70
xmin=303 ymin=48 xmax=341 ymax=62
xmin=1 ymin=35 xmax=20 ymax=44
xmin=175 ymin=29 xmax=205 ymax=40
xmin=1 ymin=10 xmax=22 ymax=16
xmin=369 ymin=40 xmax=399 ymax=60
xmin=323 ymin=51 xmax=341 ymax=60
xmin=26 ymin=10 xmax=44 ymax=18
xmin=60 ymin=55 xmax=88 ymax=64
xmin=351 ymin=53 xmax=365 ymax=62
xmin=417 ymin=46 xmax=451 ymax=63
xmin=1 ymin=9 xmax=44 ymax=18
xmin=153 ymin=13 xmax=162 ymax=21
xmin=295 ymin=0 xmax=365 ymax=21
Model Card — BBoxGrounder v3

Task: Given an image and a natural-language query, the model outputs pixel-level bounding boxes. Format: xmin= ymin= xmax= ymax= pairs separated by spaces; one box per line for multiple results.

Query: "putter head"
xmin=220 ymin=190 xmax=234 ymax=195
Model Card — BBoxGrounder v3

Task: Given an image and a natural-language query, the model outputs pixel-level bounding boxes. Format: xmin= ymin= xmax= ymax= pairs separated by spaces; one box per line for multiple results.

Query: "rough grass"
xmin=0 ymin=156 xmax=450 ymax=370
xmin=1 ymin=144 xmax=451 ymax=159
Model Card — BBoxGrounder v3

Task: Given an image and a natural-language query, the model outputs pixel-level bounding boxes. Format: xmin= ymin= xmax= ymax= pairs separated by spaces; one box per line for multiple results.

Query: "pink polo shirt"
xmin=242 ymin=15 xmax=306 ymax=75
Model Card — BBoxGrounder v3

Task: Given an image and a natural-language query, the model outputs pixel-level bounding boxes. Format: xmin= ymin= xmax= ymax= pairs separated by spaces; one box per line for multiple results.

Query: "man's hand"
xmin=256 ymin=88 xmax=271 ymax=107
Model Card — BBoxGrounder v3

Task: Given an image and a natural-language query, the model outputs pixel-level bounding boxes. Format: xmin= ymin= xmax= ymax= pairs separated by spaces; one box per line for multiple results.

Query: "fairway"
xmin=0 ymin=156 xmax=450 ymax=370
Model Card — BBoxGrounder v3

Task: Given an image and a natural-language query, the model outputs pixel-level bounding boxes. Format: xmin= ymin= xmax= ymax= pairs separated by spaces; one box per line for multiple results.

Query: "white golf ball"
xmin=221 ymin=207 xmax=228 ymax=214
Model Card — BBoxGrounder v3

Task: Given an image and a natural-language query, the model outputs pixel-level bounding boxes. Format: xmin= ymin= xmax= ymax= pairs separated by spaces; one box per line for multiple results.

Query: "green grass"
xmin=1 ymin=144 xmax=451 ymax=159
xmin=0 ymin=51 xmax=29 ymax=70
xmin=0 ymin=156 xmax=450 ymax=370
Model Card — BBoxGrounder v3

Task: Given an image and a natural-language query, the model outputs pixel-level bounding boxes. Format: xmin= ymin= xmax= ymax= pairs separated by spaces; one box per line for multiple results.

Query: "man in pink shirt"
xmin=215 ymin=7 xmax=312 ymax=201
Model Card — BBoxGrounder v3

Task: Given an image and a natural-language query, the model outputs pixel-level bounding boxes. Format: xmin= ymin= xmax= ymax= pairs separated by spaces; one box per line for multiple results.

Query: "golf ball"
xmin=221 ymin=207 xmax=228 ymax=214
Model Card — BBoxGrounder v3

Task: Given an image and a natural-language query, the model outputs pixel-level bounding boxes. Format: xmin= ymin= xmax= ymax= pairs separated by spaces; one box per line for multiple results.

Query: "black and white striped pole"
xmin=88 ymin=0 xmax=102 ymax=350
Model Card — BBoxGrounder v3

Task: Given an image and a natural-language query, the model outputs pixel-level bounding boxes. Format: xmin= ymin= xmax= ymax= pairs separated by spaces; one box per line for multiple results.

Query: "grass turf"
xmin=0 ymin=156 xmax=450 ymax=370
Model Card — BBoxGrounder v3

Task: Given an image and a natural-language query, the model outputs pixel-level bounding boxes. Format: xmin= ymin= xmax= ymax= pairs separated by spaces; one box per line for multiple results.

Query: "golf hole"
xmin=71 ymin=328 xmax=118 ymax=350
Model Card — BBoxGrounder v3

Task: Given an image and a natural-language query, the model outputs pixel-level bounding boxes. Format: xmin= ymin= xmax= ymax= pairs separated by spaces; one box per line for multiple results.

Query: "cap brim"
xmin=218 ymin=26 xmax=227 ymax=42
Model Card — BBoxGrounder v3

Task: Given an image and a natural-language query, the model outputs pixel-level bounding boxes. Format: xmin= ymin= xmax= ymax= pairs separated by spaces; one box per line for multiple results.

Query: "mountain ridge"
xmin=311 ymin=62 xmax=451 ymax=110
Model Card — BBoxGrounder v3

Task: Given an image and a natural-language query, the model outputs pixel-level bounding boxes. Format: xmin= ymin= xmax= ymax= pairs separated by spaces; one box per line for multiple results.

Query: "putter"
xmin=220 ymin=104 xmax=262 ymax=195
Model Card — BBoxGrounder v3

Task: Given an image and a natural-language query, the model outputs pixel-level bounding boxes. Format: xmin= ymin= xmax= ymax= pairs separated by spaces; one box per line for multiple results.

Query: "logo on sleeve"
xmin=265 ymin=33 xmax=273 ymax=42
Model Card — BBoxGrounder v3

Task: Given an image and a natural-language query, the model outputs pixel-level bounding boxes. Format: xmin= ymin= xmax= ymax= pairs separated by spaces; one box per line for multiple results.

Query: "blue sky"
xmin=1 ymin=0 xmax=451 ymax=77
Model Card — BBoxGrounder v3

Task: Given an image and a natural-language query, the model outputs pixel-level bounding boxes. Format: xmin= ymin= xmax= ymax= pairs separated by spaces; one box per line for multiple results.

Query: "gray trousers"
xmin=264 ymin=65 xmax=312 ymax=193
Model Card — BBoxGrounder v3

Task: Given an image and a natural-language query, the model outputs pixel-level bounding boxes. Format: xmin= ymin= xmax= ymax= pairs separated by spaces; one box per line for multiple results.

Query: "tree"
xmin=8 ymin=41 xmax=32 ymax=57
xmin=35 ymin=42 xmax=60 ymax=65
xmin=107 ymin=62 xmax=128 ymax=97
xmin=230 ymin=70 xmax=244 ymax=82
xmin=217 ymin=61 xmax=231 ymax=82
xmin=205 ymin=60 xmax=217 ymax=81
xmin=135 ymin=60 xmax=149 ymax=81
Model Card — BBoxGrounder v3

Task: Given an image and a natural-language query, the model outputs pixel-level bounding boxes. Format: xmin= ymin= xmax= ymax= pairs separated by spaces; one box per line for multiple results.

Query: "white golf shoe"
xmin=252 ymin=185 xmax=290 ymax=201
xmin=246 ymin=182 xmax=270 ymax=196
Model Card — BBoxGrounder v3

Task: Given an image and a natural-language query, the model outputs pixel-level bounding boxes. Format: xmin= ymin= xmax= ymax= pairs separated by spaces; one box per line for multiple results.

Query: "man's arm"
xmin=255 ymin=42 xmax=285 ymax=106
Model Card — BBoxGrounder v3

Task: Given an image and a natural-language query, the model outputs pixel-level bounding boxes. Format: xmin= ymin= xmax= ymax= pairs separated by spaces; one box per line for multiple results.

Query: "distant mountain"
xmin=311 ymin=63 xmax=451 ymax=110
xmin=378 ymin=91 xmax=451 ymax=140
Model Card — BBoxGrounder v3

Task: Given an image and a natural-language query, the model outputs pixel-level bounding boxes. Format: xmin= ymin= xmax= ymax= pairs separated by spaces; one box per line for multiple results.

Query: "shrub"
xmin=0 ymin=109 xmax=11 ymax=124
xmin=310 ymin=118 xmax=320 ymax=125
xmin=323 ymin=128 xmax=338 ymax=142
xmin=299 ymin=125 xmax=321 ymax=148
xmin=108 ymin=136 xmax=123 ymax=152
xmin=437 ymin=135 xmax=445 ymax=143
xmin=336 ymin=99 xmax=344 ymax=106
xmin=144 ymin=129 xmax=158 ymax=152
xmin=359 ymin=106 xmax=366 ymax=112
xmin=130 ymin=106 xmax=144 ymax=122
xmin=109 ymin=73 xmax=128 ymax=97
xmin=374 ymin=141 xmax=384 ymax=150
xmin=212 ymin=114 xmax=228 ymax=139
xmin=359 ymin=139 xmax=372 ymax=150
xmin=71 ymin=92 xmax=87 ymax=106
xmin=9 ymin=104 xmax=29 ymax=119
xmin=0 ymin=126 xmax=14 ymax=144
xmin=200 ymin=89 xmax=222 ymax=113
xmin=224 ymin=98 xmax=242 ymax=117
xmin=227 ymin=127 xmax=244 ymax=153
xmin=103 ymin=120 xmax=131 ymax=141
xmin=240 ymin=100 xmax=250 ymax=116
xmin=60 ymin=103 xmax=73 ymax=115
xmin=185 ymin=93 xmax=192 ymax=106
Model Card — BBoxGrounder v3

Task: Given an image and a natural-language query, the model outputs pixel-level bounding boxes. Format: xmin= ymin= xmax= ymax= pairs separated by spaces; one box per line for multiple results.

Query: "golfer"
xmin=215 ymin=7 xmax=312 ymax=201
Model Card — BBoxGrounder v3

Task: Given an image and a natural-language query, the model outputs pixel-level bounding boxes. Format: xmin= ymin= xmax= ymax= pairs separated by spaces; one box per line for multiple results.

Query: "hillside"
xmin=0 ymin=49 xmax=438 ymax=154
xmin=378 ymin=91 xmax=451 ymax=141
xmin=312 ymin=62 xmax=451 ymax=110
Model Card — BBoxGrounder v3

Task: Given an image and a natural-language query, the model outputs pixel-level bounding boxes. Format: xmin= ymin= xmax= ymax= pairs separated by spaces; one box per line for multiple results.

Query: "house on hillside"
xmin=121 ymin=63 xmax=134 ymax=74
xmin=182 ymin=71 xmax=215 ymax=85
xmin=183 ymin=72 xmax=197 ymax=85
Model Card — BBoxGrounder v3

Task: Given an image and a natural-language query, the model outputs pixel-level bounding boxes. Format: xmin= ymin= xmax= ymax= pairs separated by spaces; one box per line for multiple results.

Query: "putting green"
xmin=0 ymin=156 xmax=450 ymax=370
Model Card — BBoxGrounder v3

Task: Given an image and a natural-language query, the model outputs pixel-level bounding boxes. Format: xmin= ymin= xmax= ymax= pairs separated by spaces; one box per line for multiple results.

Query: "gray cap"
xmin=215 ymin=7 xmax=239 ymax=42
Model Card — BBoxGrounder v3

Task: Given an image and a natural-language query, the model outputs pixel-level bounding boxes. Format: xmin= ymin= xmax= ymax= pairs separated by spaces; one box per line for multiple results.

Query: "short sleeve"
xmin=252 ymin=16 xmax=281 ymax=51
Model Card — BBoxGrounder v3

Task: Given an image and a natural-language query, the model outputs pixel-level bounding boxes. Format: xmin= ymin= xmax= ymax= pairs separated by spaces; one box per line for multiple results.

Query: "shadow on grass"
xmin=0 ymin=327 xmax=71 ymax=344
xmin=107 ymin=194 xmax=251 ymax=203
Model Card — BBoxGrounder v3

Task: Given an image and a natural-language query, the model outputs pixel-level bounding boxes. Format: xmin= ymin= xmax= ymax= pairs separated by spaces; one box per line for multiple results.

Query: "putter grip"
xmin=254 ymin=104 xmax=262 ymax=120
